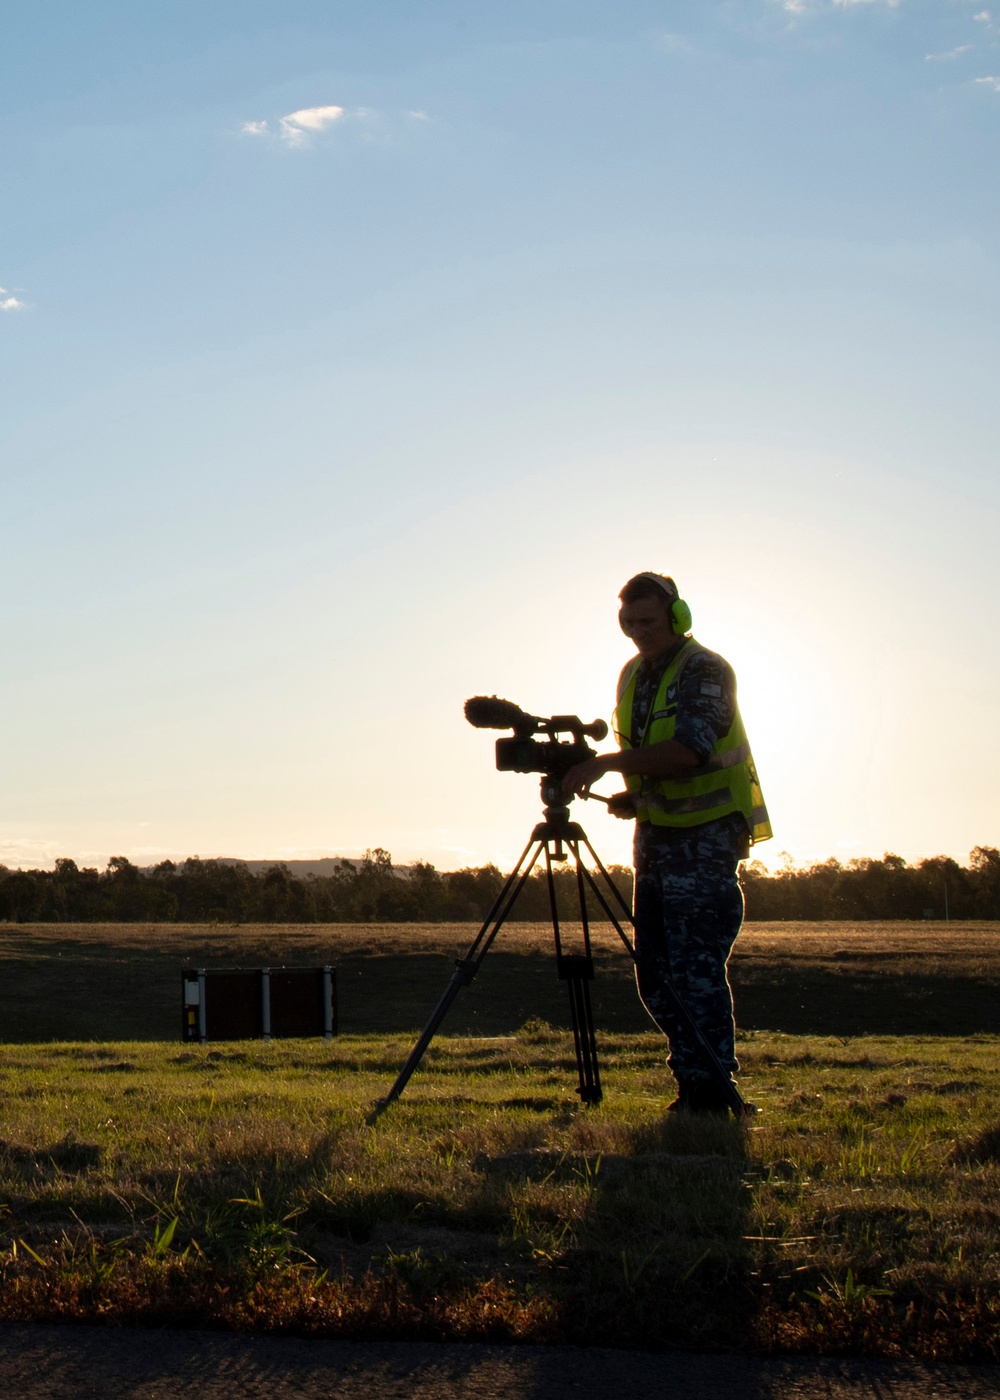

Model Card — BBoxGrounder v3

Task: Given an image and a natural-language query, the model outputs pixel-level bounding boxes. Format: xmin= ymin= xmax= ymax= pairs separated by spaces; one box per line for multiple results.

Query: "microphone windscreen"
xmin=464 ymin=696 xmax=528 ymax=730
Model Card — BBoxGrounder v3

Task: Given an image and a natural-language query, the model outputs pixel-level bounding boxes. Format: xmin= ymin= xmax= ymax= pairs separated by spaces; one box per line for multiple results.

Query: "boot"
xmin=685 ymin=1077 xmax=736 ymax=1116
xmin=666 ymin=1080 xmax=695 ymax=1114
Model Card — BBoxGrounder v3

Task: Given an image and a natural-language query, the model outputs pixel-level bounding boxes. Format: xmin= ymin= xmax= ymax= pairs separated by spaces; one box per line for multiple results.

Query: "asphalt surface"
xmin=0 ymin=1326 xmax=998 ymax=1400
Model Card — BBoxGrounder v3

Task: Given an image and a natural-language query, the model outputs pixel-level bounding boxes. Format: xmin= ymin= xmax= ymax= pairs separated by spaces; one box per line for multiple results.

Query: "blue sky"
xmin=2 ymin=1 xmax=998 ymax=873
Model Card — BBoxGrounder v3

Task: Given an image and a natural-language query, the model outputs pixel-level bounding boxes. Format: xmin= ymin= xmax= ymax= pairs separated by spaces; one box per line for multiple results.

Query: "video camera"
xmin=464 ymin=696 xmax=608 ymax=781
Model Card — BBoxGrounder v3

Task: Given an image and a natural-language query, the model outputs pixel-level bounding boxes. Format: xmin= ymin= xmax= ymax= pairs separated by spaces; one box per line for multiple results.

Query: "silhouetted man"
xmin=563 ymin=572 xmax=771 ymax=1113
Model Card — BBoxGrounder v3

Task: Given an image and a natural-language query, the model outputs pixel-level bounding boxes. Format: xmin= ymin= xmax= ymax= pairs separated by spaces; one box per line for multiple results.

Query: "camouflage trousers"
xmin=632 ymin=816 xmax=746 ymax=1084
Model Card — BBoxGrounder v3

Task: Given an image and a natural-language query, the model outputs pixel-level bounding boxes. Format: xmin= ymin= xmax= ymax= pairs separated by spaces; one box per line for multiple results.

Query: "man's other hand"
xmin=607 ymin=792 xmax=636 ymax=820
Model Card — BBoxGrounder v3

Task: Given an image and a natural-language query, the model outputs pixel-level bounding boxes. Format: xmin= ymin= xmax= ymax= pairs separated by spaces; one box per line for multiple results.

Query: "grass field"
xmin=0 ymin=921 xmax=997 ymax=1358
xmin=0 ymin=920 xmax=997 ymax=1041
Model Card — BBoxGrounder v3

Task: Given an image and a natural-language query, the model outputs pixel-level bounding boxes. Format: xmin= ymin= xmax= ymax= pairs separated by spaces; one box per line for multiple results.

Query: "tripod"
xmin=371 ymin=779 xmax=749 ymax=1119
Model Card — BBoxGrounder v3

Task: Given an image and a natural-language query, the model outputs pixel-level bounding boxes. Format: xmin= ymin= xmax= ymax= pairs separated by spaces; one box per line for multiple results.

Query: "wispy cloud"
xmin=974 ymin=9 xmax=992 ymax=21
xmin=0 ymin=837 xmax=60 ymax=868
xmin=974 ymin=73 xmax=1000 ymax=89
xmin=242 ymin=104 xmax=345 ymax=147
xmin=242 ymin=104 xmax=430 ymax=149
xmin=831 ymin=0 xmax=901 ymax=7
xmin=925 ymin=44 xmax=972 ymax=61
xmin=279 ymin=105 xmax=344 ymax=146
xmin=0 ymin=286 xmax=25 ymax=312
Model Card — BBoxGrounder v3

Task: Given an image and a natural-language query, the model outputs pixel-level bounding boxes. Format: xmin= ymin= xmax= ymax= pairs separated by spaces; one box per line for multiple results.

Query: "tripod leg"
xmin=543 ymin=841 xmax=603 ymax=1105
xmin=369 ymin=837 xmax=544 ymax=1120
xmin=560 ymin=956 xmax=602 ymax=1104
xmin=573 ymin=837 xmax=750 ymax=1119
xmin=576 ymin=835 xmax=635 ymax=937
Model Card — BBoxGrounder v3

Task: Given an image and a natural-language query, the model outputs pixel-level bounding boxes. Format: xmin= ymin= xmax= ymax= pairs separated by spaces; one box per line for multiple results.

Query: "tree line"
xmin=0 ymin=849 xmax=590 ymax=924
xmin=740 ymin=847 xmax=1000 ymax=921
xmin=0 ymin=847 xmax=997 ymax=924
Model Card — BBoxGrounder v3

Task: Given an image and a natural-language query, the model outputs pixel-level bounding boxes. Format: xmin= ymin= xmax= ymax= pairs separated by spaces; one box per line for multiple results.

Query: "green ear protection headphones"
xmin=637 ymin=573 xmax=692 ymax=635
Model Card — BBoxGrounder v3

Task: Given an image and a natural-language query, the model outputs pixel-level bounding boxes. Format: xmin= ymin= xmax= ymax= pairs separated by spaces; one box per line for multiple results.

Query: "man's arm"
xmin=561 ymin=739 xmax=699 ymax=801
xmin=562 ymin=648 xmax=735 ymax=802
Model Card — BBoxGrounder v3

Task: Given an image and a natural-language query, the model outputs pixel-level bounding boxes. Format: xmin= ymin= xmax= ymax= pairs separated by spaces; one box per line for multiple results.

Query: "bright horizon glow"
xmin=1 ymin=3 xmax=998 ymax=877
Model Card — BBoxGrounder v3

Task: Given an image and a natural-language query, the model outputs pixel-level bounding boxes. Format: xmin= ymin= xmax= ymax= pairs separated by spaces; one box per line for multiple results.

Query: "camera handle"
xmin=369 ymin=787 xmax=750 ymax=1120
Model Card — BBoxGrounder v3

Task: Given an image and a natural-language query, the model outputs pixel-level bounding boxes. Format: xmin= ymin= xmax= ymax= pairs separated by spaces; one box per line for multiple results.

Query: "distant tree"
xmin=0 ymin=870 xmax=43 ymax=922
xmin=171 ymin=857 xmax=256 ymax=922
xmin=914 ymin=855 xmax=968 ymax=921
xmin=255 ymin=863 xmax=315 ymax=922
xmin=44 ymin=858 xmax=102 ymax=920
xmin=101 ymin=855 xmax=177 ymax=921
xmin=407 ymin=862 xmax=447 ymax=920
xmin=347 ymin=849 xmax=420 ymax=921
xmin=441 ymin=865 xmax=505 ymax=920
xmin=970 ymin=846 xmax=1000 ymax=919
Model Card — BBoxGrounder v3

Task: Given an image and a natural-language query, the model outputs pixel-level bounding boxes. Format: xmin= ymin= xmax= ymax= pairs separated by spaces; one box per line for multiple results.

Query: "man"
xmin=562 ymin=572 xmax=771 ymax=1114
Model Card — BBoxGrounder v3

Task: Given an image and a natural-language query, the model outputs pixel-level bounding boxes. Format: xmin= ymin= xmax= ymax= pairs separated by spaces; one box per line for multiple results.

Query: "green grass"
xmin=0 ymin=1027 xmax=997 ymax=1358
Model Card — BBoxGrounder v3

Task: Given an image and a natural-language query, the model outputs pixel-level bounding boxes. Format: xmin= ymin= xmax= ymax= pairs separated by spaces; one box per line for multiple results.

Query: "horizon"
xmin=2 ymin=840 xmax=993 ymax=878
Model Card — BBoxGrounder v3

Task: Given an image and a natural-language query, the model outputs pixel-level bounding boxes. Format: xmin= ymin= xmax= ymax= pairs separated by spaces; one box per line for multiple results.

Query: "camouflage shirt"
xmin=630 ymin=638 xmax=749 ymax=861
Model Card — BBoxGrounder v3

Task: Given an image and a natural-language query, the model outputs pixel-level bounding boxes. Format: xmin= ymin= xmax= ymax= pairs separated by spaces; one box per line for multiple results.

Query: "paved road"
xmin=1 ymin=1326 xmax=998 ymax=1399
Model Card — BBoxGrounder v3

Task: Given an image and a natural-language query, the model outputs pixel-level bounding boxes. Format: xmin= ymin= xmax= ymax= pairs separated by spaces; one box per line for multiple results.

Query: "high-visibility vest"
xmin=612 ymin=639 xmax=772 ymax=843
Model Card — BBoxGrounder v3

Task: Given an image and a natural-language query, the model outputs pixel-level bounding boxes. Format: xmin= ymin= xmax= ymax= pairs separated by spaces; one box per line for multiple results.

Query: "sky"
xmin=2 ymin=0 xmax=998 ymax=876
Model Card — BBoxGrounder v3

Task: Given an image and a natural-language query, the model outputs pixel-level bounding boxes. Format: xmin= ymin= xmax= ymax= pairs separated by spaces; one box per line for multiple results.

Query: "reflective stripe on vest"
xmin=613 ymin=640 xmax=772 ymax=844
xmin=645 ymin=786 xmax=734 ymax=815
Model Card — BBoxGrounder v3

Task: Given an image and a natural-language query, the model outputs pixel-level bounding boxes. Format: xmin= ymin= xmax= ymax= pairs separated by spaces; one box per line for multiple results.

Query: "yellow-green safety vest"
xmin=613 ymin=638 xmax=772 ymax=844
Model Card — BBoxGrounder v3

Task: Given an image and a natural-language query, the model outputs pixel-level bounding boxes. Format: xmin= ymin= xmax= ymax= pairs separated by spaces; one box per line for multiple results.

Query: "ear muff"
xmin=671 ymin=598 xmax=692 ymax=634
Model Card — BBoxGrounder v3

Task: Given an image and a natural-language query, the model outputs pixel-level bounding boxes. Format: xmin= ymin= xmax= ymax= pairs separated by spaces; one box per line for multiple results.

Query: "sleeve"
xmin=673 ymin=650 xmax=737 ymax=763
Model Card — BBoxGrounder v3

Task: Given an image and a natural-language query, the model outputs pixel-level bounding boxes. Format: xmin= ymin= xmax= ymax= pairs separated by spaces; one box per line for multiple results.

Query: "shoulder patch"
xmin=700 ymin=681 xmax=723 ymax=698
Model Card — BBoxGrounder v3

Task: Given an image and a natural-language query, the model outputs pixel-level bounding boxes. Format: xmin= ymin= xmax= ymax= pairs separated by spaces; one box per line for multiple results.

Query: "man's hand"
xmin=561 ymin=755 xmax=615 ymax=802
xmin=562 ymin=736 xmax=698 ymax=805
xmin=562 ymin=758 xmax=635 ymax=818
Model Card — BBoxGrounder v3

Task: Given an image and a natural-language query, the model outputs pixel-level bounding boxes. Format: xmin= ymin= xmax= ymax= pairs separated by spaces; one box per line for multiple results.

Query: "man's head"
xmin=618 ymin=572 xmax=688 ymax=661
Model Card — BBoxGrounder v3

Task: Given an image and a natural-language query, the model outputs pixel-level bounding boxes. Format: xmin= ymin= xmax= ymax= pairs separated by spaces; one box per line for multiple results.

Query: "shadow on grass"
xmin=546 ymin=1113 xmax=758 ymax=1352
xmin=0 ymin=1138 xmax=103 ymax=1182
xmin=0 ymin=1064 xmax=766 ymax=1352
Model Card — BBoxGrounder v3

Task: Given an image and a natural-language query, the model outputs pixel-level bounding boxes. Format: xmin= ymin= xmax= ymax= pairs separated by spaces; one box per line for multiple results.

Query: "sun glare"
xmin=688 ymin=607 xmax=843 ymax=868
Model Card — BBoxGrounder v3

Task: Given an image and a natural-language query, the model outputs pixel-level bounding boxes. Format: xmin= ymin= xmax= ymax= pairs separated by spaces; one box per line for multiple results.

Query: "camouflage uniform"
xmin=630 ymin=648 xmax=748 ymax=1086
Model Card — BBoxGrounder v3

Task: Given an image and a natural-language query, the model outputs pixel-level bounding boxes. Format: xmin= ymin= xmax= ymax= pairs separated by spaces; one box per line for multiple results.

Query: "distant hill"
xmin=211 ymin=857 xmax=415 ymax=877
